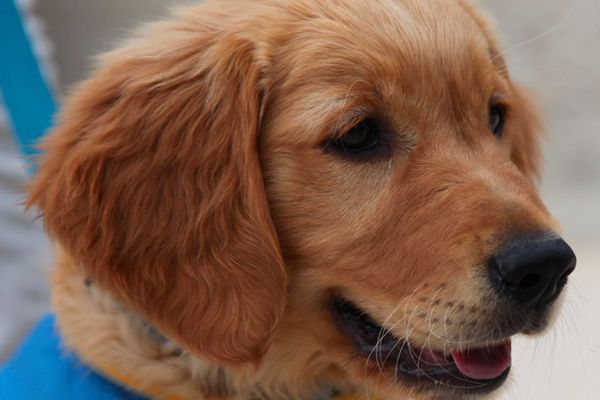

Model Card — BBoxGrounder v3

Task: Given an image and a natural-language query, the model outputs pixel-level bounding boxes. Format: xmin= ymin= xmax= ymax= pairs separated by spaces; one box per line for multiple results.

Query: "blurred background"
xmin=0 ymin=0 xmax=598 ymax=398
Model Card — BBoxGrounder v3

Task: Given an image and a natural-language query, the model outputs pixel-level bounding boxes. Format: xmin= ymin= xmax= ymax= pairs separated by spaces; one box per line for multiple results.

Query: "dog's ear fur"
xmin=510 ymin=84 xmax=544 ymax=179
xmin=458 ymin=0 xmax=544 ymax=179
xmin=27 ymin=13 xmax=286 ymax=364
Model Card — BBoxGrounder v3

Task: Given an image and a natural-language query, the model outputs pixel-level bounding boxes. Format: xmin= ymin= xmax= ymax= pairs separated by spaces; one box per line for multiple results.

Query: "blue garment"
xmin=0 ymin=314 xmax=148 ymax=400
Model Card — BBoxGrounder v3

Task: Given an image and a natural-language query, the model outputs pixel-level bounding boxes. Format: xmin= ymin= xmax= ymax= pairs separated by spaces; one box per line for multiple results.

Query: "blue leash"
xmin=0 ymin=0 xmax=56 ymax=163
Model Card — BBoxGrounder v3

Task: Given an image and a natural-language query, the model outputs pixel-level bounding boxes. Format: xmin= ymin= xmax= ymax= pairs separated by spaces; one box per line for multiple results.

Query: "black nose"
xmin=491 ymin=235 xmax=576 ymax=307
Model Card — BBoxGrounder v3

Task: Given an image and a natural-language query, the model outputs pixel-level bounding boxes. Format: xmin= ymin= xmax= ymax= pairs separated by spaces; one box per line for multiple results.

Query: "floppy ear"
xmin=458 ymin=1 xmax=544 ymax=179
xmin=27 ymin=14 xmax=286 ymax=364
xmin=456 ymin=2 xmax=544 ymax=178
xmin=510 ymin=84 xmax=544 ymax=179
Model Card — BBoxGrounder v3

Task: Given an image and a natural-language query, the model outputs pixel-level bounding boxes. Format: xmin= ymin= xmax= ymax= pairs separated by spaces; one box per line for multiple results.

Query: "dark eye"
xmin=328 ymin=119 xmax=381 ymax=155
xmin=489 ymin=104 xmax=506 ymax=137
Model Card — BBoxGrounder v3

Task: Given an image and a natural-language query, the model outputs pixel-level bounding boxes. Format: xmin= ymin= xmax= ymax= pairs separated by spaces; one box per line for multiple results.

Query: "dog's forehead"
xmin=263 ymin=0 xmax=498 ymax=143
xmin=272 ymin=0 xmax=490 ymax=75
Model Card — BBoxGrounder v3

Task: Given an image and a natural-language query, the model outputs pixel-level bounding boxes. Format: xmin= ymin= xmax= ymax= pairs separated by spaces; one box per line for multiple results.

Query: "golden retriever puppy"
xmin=27 ymin=0 xmax=576 ymax=399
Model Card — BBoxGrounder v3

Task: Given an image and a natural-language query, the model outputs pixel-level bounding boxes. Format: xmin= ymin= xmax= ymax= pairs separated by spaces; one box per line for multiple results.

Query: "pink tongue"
xmin=451 ymin=340 xmax=512 ymax=380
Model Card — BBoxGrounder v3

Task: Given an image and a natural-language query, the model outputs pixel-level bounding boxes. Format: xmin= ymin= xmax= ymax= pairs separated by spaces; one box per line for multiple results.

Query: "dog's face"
xmin=259 ymin=1 xmax=575 ymax=397
xmin=29 ymin=0 xmax=575 ymax=399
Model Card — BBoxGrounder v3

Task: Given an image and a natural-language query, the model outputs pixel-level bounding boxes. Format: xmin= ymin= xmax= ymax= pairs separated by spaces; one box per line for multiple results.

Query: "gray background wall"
xmin=1 ymin=0 xmax=598 ymax=398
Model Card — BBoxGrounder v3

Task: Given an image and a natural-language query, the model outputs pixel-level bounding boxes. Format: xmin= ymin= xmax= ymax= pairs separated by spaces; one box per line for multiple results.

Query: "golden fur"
xmin=28 ymin=0 xmax=563 ymax=399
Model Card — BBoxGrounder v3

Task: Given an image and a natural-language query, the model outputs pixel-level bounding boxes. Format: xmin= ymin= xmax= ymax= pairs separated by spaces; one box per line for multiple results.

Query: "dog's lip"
xmin=330 ymin=297 xmax=511 ymax=393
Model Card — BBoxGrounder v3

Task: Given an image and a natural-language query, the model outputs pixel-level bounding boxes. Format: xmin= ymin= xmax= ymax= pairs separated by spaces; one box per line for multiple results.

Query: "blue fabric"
xmin=0 ymin=314 xmax=149 ymax=400
xmin=0 ymin=0 xmax=56 ymax=162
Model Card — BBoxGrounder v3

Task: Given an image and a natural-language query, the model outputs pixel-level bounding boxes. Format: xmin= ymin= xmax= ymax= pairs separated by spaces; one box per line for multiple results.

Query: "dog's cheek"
xmin=262 ymin=147 xmax=394 ymax=267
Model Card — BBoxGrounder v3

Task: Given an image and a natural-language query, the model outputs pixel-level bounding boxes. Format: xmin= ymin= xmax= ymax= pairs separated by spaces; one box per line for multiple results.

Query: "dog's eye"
xmin=489 ymin=104 xmax=506 ymax=137
xmin=330 ymin=119 xmax=380 ymax=155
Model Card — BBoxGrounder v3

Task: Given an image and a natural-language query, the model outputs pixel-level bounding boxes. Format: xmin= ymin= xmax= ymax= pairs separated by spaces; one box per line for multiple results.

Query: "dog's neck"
xmin=50 ymin=248 xmax=353 ymax=400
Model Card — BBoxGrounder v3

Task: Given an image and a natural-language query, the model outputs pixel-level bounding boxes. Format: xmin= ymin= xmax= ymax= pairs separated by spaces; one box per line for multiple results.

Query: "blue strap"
xmin=0 ymin=314 xmax=149 ymax=400
xmin=0 ymin=0 xmax=56 ymax=162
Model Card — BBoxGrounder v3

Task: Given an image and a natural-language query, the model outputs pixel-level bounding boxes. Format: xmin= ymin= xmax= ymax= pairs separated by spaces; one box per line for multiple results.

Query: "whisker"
xmin=492 ymin=0 xmax=579 ymax=62
xmin=363 ymin=282 xmax=426 ymax=396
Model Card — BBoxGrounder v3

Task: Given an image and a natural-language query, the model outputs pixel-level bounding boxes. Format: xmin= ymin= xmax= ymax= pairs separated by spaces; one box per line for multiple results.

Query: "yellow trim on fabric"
xmin=97 ymin=363 xmax=370 ymax=400
xmin=98 ymin=364 xmax=184 ymax=400
xmin=332 ymin=395 xmax=372 ymax=400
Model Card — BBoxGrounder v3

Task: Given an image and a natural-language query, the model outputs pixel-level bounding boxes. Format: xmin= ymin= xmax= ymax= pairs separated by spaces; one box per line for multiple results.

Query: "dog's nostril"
xmin=556 ymin=266 xmax=574 ymax=289
xmin=559 ymin=270 xmax=571 ymax=284
xmin=519 ymin=273 xmax=542 ymax=289
xmin=491 ymin=235 xmax=576 ymax=308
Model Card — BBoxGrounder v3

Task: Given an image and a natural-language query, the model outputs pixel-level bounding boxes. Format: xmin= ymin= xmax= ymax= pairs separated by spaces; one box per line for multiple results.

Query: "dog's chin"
xmin=330 ymin=297 xmax=518 ymax=398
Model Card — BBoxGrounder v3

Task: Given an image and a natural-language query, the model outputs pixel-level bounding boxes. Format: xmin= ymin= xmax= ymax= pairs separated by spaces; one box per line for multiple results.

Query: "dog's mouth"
xmin=331 ymin=297 xmax=511 ymax=395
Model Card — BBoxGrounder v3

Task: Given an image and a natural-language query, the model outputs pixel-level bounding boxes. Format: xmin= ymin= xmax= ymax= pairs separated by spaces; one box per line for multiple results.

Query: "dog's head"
xmin=28 ymin=0 xmax=575 ymax=398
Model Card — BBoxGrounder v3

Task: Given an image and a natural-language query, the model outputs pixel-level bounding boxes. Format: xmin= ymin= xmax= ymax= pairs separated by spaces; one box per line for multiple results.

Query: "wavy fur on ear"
xmin=510 ymin=84 xmax=544 ymax=179
xmin=458 ymin=0 xmax=544 ymax=180
xmin=27 ymin=8 xmax=286 ymax=365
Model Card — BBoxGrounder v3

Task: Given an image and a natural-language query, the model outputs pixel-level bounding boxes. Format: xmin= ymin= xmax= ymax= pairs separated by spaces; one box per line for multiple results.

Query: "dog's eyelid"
xmin=330 ymin=108 xmax=371 ymax=139
xmin=488 ymin=94 xmax=510 ymax=138
xmin=331 ymin=114 xmax=369 ymax=140
xmin=490 ymin=92 xmax=508 ymax=105
xmin=322 ymin=117 xmax=398 ymax=162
